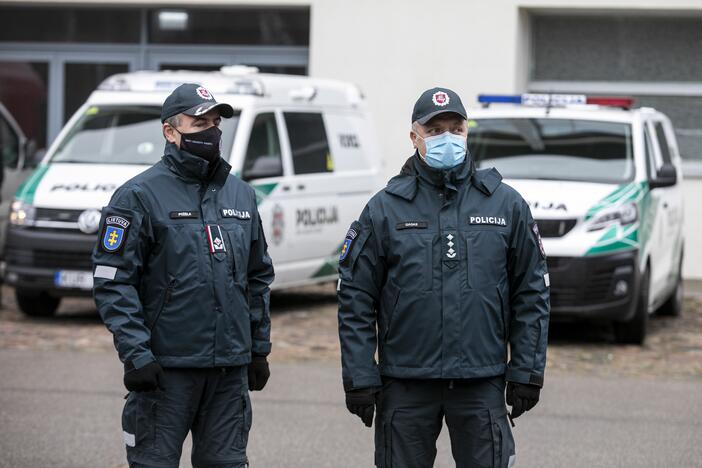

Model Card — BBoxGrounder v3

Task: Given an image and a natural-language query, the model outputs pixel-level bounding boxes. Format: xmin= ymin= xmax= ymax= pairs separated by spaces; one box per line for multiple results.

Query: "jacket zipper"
xmin=200 ymin=182 xmax=220 ymax=366
xmin=150 ymin=277 xmax=175 ymax=331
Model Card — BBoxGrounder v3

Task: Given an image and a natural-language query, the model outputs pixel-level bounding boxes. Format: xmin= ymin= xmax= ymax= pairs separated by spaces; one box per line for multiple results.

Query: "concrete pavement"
xmin=0 ymin=349 xmax=701 ymax=467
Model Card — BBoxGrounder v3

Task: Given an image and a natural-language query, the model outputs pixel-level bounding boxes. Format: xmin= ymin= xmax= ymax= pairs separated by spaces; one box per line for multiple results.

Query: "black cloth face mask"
xmin=175 ymin=125 xmax=222 ymax=162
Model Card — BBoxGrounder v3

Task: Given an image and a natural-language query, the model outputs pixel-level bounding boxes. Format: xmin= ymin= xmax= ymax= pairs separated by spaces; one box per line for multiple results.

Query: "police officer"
xmin=338 ymin=87 xmax=550 ymax=467
xmin=93 ymin=83 xmax=274 ymax=468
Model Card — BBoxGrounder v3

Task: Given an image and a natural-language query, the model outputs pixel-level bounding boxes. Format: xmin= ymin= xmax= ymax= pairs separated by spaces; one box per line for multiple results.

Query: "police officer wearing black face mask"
xmin=338 ymin=88 xmax=550 ymax=468
xmin=93 ymin=83 xmax=275 ymax=468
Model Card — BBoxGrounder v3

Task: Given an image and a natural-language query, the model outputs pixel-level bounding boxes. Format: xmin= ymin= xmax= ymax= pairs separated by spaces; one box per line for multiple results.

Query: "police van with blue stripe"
xmin=468 ymin=93 xmax=684 ymax=344
xmin=3 ymin=67 xmax=382 ymax=317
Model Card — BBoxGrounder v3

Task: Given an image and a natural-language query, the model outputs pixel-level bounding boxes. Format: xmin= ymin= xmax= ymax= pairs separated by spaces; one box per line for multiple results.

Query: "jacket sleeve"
xmin=337 ymin=204 xmax=386 ymax=391
xmin=92 ymin=186 xmax=155 ymax=370
xmin=247 ymin=200 xmax=275 ymax=357
xmin=506 ymin=198 xmax=550 ymax=387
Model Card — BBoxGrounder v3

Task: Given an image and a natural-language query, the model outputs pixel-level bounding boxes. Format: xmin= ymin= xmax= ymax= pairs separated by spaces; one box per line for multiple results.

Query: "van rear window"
xmin=468 ymin=118 xmax=634 ymax=183
xmin=51 ymin=105 xmax=238 ymax=165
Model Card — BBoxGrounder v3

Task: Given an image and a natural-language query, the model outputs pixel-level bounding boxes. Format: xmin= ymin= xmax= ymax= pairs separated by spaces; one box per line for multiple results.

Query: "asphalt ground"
xmin=0 ymin=350 xmax=701 ymax=468
xmin=1 ymin=285 xmax=702 ymax=467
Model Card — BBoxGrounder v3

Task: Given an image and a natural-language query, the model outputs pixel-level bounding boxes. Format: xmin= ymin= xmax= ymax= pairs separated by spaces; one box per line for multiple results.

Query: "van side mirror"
xmin=649 ymin=163 xmax=677 ymax=189
xmin=241 ymin=156 xmax=283 ymax=181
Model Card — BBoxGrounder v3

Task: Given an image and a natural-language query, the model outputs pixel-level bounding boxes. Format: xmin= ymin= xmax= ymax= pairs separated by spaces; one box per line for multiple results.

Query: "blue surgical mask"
xmin=419 ymin=131 xmax=467 ymax=169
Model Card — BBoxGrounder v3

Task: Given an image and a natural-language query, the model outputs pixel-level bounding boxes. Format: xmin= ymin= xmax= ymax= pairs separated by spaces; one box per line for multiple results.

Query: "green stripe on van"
xmin=252 ymin=182 xmax=278 ymax=205
xmin=311 ymin=243 xmax=343 ymax=278
xmin=585 ymin=223 xmax=639 ymax=256
xmin=14 ymin=165 xmax=49 ymax=204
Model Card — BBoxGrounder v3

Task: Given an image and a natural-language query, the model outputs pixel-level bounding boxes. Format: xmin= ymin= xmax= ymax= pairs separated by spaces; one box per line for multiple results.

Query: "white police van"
xmin=468 ymin=94 xmax=684 ymax=344
xmin=4 ymin=67 xmax=382 ymax=317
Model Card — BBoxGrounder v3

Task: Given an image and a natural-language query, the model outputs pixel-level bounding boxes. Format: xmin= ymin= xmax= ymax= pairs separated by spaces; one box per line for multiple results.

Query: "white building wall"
xmin=308 ymin=0 xmax=702 ymax=279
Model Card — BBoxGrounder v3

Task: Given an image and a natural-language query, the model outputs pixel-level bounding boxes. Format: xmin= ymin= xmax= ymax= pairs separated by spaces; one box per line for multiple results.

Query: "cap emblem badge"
xmin=196 ymin=87 xmax=213 ymax=100
xmin=432 ymin=91 xmax=449 ymax=107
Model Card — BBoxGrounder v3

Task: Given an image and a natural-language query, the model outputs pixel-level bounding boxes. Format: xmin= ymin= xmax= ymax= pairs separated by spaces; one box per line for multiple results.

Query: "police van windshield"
xmin=469 ymin=118 xmax=634 ymax=183
xmin=50 ymin=105 xmax=239 ymax=165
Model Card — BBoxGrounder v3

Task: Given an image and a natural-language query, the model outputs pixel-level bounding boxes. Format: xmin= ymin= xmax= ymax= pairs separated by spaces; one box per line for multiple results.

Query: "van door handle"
xmin=663 ymin=202 xmax=669 ymax=209
xmin=297 ymin=184 xmax=306 ymax=191
xmin=281 ymin=185 xmax=291 ymax=192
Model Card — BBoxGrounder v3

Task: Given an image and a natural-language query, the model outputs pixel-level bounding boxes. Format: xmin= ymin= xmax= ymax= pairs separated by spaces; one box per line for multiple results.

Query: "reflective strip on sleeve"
xmin=94 ymin=265 xmax=117 ymax=280
xmin=337 ymin=278 xmax=342 ymax=291
xmin=544 ymin=273 xmax=550 ymax=287
xmin=123 ymin=430 xmax=135 ymax=447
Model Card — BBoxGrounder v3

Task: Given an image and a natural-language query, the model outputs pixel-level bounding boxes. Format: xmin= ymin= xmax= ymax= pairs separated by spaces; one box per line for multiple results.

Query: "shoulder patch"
xmin=99 ymin=215 xmax=131 ymax=255
xmin=340 ymin=225 xmax=360 ymax=264
xmin=532 ymin=222 xmax=546 ymax=259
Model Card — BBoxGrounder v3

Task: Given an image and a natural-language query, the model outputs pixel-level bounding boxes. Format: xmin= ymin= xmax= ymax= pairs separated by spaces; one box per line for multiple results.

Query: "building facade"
xmin=2 ymin=0 xmax=701 ymax=278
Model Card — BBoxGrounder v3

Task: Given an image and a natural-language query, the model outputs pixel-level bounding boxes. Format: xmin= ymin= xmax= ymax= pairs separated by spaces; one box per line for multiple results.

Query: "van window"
xmin=50 ymin=105 xmax=238 ymax=165
xmin=469 ymin=118 xmax=634 ymax=184
xmin=242 ymin=112 xmax=283 ymax=180
xmin=284 ymin=112 xmax=333 ymax=175
xmin=654 ymin=122 xmax=673 ymax=165
xmin=644 ymin=125 xmax=657 ymax=179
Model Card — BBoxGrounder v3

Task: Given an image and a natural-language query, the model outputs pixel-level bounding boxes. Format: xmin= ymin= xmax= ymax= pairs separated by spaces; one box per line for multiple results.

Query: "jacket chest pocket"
xmin=158 ymin=223 xmax=205 ymax=281
xmin=465 ymin=229 xmax=509 ymax=289
xmin=222 ymin=223 xmax=249 ymax=284
xmin=388 ymin=232 xmax=433 ymax=292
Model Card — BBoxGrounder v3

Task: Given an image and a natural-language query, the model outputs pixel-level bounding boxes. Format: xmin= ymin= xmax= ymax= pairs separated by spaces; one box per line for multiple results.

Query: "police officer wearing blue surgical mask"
xmin=337 ymin=88 xmax=550 ymax=467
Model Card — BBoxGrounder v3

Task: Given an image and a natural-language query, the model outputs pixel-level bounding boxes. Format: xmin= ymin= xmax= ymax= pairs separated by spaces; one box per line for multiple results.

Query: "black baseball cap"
xmin=160 ymin=83 xmax=235 ymax=123
xmin=411 ymin=87 xmax=467 ymax=124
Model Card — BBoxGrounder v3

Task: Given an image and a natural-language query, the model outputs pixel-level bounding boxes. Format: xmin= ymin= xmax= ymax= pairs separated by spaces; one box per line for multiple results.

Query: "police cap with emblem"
xmin=161 ymin=83 xmax=235 ymax=122
xmin=412 ymin=87 xmax=467 ymax=124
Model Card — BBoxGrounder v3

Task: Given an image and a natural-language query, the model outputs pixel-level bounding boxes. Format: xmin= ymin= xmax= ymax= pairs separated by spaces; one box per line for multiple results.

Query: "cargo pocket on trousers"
xmin=122 ymin=392 xmax=158 ymax=453
xmin=374 ymin=409 xmax=396 ymax=468
xmin=237 ymin=392 xmax=252 ymax=450
xmin=489 ymin=407 xmax=516 ymax=468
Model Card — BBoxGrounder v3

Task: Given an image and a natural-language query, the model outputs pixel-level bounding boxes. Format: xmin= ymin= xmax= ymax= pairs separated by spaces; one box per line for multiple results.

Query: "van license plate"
xmin=54 ymin=271 xmax=93 ymax=290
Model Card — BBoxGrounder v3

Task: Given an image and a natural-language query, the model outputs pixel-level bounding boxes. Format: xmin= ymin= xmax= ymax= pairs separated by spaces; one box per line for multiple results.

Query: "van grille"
xmin=6 ymin=248 xmax=93 ymax=271
xmin=34 ymin=208 xmax=84 ymax=223
xmin=535 ymin=219 xmax=577 ymax=238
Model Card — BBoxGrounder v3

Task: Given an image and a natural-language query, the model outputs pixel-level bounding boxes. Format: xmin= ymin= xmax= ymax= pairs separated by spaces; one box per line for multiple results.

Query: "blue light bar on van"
xmin=478 ymin=93 xmax=634 ymax=108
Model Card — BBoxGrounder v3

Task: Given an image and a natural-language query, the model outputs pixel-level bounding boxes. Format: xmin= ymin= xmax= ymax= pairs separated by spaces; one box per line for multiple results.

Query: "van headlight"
xmin=587 ymin=202 xmax=638 ymax=231
xmin=10 ymin=200 xmax=36 ymax=226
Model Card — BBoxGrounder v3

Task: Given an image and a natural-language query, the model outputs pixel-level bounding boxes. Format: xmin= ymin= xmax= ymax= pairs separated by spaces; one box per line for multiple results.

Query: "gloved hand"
xmin=506 ymin=382 xmax=541 ymax=419
xmin=248 ymin=355 xmax=270 ymax=391
xmin=123 ymin=362 xmax=165 ymax=392
xmin=345 ymin=387 xmax=378 ymax=427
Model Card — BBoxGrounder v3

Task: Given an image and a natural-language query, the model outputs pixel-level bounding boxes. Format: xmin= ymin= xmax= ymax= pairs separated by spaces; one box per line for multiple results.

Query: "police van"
xmin=468 ymin=94 xmax=684 ymax=344
xmin=3 ymin=67 xmax=382 ymax=317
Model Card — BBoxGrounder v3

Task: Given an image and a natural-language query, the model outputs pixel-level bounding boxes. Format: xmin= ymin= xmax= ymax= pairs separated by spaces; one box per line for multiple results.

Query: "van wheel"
xmin=658 ymin=258 xmax=683 ymax=317
xmin=613 ymin=267 xmax=649 ymax=345
xmin=15 ymin=290 xmax=60 ymax=317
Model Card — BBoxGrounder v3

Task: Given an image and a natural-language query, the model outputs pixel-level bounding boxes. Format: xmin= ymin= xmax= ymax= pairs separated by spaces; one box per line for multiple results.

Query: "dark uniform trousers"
xmin=122 ymin=366 xmax=251 ymax=468
xmin=374 ymin=376 xmax=515 ymax=468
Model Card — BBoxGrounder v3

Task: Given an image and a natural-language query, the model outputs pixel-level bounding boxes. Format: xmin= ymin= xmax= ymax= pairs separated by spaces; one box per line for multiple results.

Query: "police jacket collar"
xmin=385 ymin=152 xmax=473 ymax=200
xmin=162 ymin=142 xmax=231 ymax=186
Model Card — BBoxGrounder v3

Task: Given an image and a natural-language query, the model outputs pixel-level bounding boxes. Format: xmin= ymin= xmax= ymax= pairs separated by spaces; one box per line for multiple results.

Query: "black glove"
xmin=248 ymin=355 xmax=270 ymax=391
xmin=123 ymin=362 xmax=165 ymax=392
xmin=345 ymin=387 xmax=378 ymax=427
xmin=506 ymin=382 xmax=541 ymax=419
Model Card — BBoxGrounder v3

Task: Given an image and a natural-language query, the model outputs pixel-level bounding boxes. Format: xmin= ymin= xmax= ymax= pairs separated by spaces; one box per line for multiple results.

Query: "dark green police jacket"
xmin=338 ymin=153 xmax=549 ymax=390
xmin=93 ymin=143 xmax=274 ymax=370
